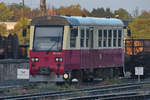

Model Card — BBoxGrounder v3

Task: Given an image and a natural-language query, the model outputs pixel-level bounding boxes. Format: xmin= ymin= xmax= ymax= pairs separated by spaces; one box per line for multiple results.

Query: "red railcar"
xmin=29 ymin=15 xmax=124 ymax=82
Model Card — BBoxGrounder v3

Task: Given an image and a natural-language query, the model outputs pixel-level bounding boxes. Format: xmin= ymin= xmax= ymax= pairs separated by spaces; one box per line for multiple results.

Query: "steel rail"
xmin=68 ymin=90 xmax=150 ymax=100
xmin=0 ymin=81 xmax=150 ymax=100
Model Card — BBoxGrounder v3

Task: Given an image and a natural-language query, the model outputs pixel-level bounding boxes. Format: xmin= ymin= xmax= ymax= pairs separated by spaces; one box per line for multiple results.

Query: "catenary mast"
xmin=40 ymin=0 xmax=46 ymax=15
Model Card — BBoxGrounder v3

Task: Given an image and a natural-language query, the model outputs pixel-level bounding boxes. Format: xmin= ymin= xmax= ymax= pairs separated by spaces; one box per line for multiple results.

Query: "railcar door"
xmin=80 ymin=27 xmax=94 ymax=70
xmin=80 ymin=27 xmax=95 ymax=81
xmin=88 ymin=28 xmax=94 ymax=70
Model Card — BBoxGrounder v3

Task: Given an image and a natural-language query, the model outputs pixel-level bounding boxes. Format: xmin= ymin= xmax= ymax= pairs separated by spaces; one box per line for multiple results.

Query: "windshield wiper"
xmin=46 ymin=32 xmax=61 ymax=55
xmin=46 ymin=41 xmax=57 ymax=54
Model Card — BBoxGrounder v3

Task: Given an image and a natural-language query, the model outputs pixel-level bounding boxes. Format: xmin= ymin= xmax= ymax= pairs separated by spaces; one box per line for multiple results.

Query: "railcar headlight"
xmin=31 ymin=58 xmax=35 ymax=62
xmin=35 ymin=57 xmax=39 ymax=62
xmin=55 ymin=57 xmax=63 ymax=62
xmin=59 ymin=57 xmax=63 ymax=62
xmin=31 ymin=57 xmax=39 ymax=62
xmin=63 ymin=73 xmax=69 ymax=79
xmin=56 ymin=58 xmax=59 ymax=62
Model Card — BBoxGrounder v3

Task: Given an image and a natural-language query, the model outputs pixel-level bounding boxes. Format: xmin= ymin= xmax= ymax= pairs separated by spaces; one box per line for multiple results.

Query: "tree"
xmin=0 ymin=2 xmax=14 ymax=21
xmin=90 ymin=8 xmax=105 ymax=17
xmin=56 ymin=4 xmax=89 ymax=16
xmin=129 ymin=11 xmax=150 ymax=39
xmin=105 ymin=8 xmax=114 ymax=17
xmin=31 ymin=8 xmax=42 ymax=18
xmin=8 ymin=3 xmax=32 ymax=21
xmin=14 ymin=18 xmax=30 ymax=44
xmin=0 ymin=23 xmax=7 ymax=36
xmin=138 ymin=11 xmax=150 ymax=19
xmin=114 ymin=8 xmax=132 ymax=20
xmin=90 ymin=8 xmax=114 ymax=18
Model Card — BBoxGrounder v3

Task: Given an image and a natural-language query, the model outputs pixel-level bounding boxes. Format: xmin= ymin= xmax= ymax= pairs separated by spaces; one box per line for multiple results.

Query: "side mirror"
xmin=22 ymin=28 xmax=27 ymax=37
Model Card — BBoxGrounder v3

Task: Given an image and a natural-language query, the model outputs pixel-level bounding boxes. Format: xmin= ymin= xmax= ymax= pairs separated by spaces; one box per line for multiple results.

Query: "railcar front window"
xmin=34 ymin=27 xmax=63 ymax=51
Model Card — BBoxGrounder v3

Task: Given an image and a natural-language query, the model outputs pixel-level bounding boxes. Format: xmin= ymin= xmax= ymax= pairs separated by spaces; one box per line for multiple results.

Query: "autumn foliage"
xmin=129 ymin=11 xmax=150 ymax=39
xmin=56 ymin=4 xmax=89 ymax=16
xmin=0 ymin=2 xmax=150 ymax=44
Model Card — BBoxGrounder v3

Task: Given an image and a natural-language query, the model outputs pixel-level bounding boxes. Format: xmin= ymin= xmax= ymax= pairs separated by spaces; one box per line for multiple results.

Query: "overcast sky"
xmin=1 ymin=0 xmax=150 ymax=14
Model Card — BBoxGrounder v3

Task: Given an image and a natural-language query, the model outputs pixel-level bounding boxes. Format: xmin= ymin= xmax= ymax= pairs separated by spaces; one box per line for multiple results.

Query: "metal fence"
xmin=0 ymin=59 xmax=29 ymax=82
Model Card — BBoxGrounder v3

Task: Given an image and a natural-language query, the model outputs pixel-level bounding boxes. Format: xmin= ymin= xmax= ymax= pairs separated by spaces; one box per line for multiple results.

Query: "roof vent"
xmin=82 ymin=14 xmax=86 ymax=17
xmin=66 ymin=14 xmax=71 ymax=17
xmin=106 ymin=16 xmax=111 ymax=18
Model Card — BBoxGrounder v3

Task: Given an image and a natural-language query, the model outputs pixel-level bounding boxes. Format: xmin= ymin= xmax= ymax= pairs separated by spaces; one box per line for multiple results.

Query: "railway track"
xmin=68 ymin=90 xmax=150 ymax=100
xmin=0 ymin=80 xmax=29 ymax=94
xmin=1 ymin=81 xmax=150 ymax=100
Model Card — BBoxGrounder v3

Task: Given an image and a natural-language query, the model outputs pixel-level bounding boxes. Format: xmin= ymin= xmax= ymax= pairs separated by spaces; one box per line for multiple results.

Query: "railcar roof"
xmin=31 ymin=15 xmax=124 ymax=27
xmin=63 ymin=16 xmax=123 ymax=26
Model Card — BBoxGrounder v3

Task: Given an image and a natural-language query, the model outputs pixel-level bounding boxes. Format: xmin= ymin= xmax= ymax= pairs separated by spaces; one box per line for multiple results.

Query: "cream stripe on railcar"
xmin=63 ymin=26 xmax=70 ymax=50
xmin=93 ymin=26 xmax=98 ymax=49
xmin=30 ymin=26 xmax=34 ymax=50
xmin=76 ymin=26 xmax=81 ymax=49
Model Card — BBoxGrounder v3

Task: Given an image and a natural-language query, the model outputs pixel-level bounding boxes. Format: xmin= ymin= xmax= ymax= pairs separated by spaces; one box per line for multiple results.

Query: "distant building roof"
xmin=0 ymin=22 xmax=17 ymax=30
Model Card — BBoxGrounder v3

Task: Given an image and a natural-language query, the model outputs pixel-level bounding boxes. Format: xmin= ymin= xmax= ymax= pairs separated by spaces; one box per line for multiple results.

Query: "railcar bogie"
xmin=93 ymin=67 xmax=123 ymax=80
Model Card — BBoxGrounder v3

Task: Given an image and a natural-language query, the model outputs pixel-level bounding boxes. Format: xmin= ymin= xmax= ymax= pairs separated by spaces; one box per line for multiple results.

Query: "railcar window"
xmin=118 ymin=30 xmax=122 ymax=38
xmin=113 ymin=30 xmax=117 ymax=38
xmin=103 ymin=30 xmax=107 ymax=47
xmin=113 ymin=30 xmax=117 ymax=47
xmin=86 ymin=29 xmax=89 ymax=47
xmin=118 ymin=30 xmax=122 ymax=47
xmin=80 ymin=29 xmax=85 ymax=47
xmin=70 ymin=28 xmax=78 ymax=48
xmin=98 ymin=30 xmax=102 ymax=47
xmin=118 ymin=39 xmax=121 ymax=47
xmin=108 ymin=30 xmax=112 ymax=47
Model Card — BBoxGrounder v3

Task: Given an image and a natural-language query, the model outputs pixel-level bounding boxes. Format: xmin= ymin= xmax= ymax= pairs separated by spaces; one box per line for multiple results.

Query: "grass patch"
xmin=4 ymin=88 xmax=22 ymax=95
xmin=99 ymin=79 xmax=124 ymax=86
xmin=142 ymin=84 xmax=150 ymax=89
xmin=3 ymin=79 xmax=125 ymax=96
